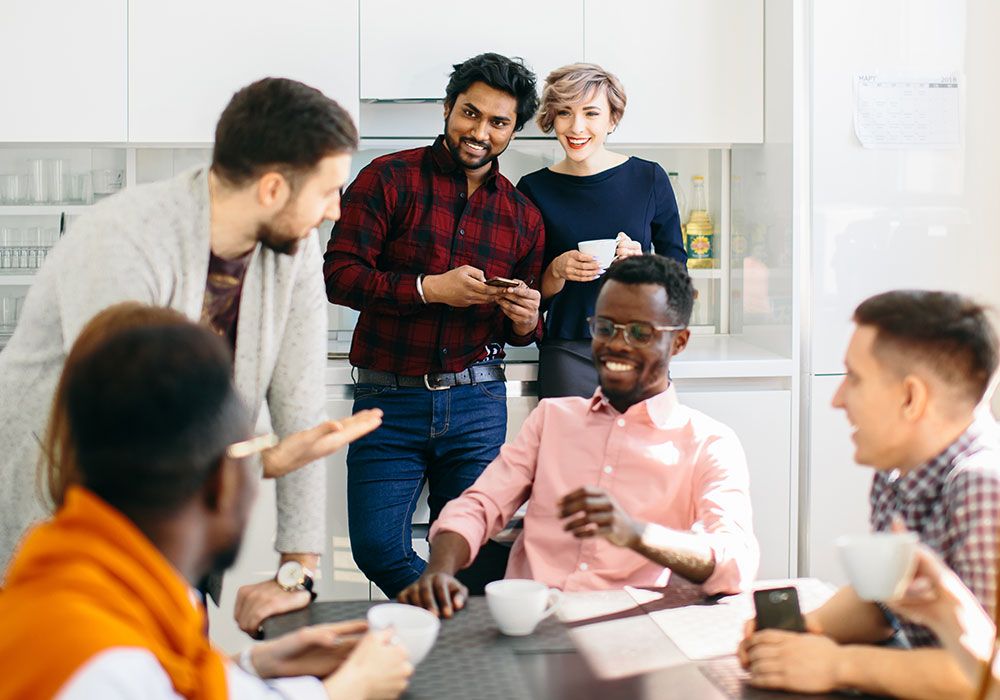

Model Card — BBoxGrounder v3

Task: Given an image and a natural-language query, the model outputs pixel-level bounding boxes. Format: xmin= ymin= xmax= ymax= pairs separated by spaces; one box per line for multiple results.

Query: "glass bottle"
xmin=685 ymin=176 xmax=714 ymax=269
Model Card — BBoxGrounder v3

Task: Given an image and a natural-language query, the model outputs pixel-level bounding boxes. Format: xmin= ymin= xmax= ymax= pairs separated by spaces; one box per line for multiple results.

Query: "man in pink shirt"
xmin=398 ymin=255 xmax=759 ymax=616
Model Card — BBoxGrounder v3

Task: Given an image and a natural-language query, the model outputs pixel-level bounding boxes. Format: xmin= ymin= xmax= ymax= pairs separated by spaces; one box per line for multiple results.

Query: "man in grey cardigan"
xmin=0 ymin=78 xmax=379 ymax=635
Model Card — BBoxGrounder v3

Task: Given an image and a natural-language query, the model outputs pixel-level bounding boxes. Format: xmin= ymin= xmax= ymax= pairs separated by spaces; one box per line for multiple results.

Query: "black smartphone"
xmin=753 ymin=586 xmax=805 ymax=632
xmin=485 ymin=276 xmax=520 ymax=288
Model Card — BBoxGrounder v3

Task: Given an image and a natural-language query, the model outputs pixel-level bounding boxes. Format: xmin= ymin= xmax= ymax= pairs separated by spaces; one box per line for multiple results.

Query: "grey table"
xmin=262 ymin=589 xmax=889 ymax=700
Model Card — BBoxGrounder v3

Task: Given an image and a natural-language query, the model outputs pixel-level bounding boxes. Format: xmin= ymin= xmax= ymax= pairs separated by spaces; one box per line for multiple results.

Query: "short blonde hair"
xmin=537 ymin=63 xmax=627 ymax=134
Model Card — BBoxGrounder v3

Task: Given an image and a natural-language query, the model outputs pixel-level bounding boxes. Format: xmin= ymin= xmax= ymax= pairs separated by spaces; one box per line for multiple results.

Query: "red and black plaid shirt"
xmin=324 ymin=136 xmax=544 ymax=374
xmin=870 ymin=414 xmax=1000 ymax=647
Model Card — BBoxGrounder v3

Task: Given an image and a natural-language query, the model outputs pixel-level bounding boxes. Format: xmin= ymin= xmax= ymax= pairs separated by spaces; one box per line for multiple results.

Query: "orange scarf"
xmin=0 ymin=486 xmax=227 ymax=700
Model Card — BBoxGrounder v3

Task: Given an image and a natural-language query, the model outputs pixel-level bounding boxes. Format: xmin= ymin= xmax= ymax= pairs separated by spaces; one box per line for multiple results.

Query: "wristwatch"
xmin=276 ymin=561 xmax=317 ymax=600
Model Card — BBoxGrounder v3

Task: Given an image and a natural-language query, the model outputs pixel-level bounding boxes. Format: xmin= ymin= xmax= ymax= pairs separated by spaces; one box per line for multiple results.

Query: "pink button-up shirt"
xmin=430 ymin=385 xmax=759 ymax=594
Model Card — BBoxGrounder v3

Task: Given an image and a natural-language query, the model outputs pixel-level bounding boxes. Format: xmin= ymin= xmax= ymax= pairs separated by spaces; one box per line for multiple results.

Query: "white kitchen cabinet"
xmin=128 ymin=0 xmax=359 ymax=143
xmin=674 ymin=382 xmax=792 ymax=579
xmin=0 ymin=1 xmax=127 ymax=141
xmin=585 ymin=0 xmax=763 ymax=144
xmin=359 ymin=0 xmax=583 ymax=100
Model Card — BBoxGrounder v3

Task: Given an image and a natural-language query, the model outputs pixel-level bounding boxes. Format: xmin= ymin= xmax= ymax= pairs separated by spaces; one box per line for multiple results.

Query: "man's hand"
xmin=262 ymin=410 xmax=383 ymax=478
xmin=497 ymin=282 xmax=540 ymax=336
xmin=421 ymin=266 xmax=507 ymax=307
xmin=249 ymin=620 xmax=367 ymax=679
xmin=397 ymin=572 xmax=469 ymax=619
xmin=558 ymin=486 xmax=641 ymax=547
xmin=741 ymin=628 xmax=843 ymax=693
xmin=322 ymin=629 xmax=412 ymax=700
xmin=235 ymin=580 xmax=313 ymax=638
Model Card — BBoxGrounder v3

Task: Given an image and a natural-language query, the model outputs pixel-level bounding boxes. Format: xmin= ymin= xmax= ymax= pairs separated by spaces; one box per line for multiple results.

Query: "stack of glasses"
xmin=0 ymin=227 xmax=59 ymax=271
xmin=0 ymin=159 xmax=113 ymax=205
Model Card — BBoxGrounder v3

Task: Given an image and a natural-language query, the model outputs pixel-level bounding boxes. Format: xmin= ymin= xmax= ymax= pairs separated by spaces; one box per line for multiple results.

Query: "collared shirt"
xmin=429 ymin=385 xmax=760 ymax=594
xmin=324 ymin=136 xmax=545 ymax=375
xmin=870 ymin=414 xmax=1000 ymax=647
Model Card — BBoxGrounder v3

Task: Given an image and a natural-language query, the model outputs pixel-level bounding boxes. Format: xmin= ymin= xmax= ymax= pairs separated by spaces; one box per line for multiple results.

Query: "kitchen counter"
xmin=325 ymin=334 xmax=793 ymax=393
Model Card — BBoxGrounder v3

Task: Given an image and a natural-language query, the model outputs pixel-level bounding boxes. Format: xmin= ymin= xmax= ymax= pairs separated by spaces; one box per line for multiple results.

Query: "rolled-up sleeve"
xmin=692 ymin=428 xmax=760 ymax=594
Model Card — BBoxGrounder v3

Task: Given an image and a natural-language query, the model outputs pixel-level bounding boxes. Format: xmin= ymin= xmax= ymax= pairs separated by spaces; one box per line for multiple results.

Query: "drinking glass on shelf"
xmin=38 ymin=228 xmax=58 ymax=267
xmin=6 ymin=228 xmax=23 ymax=270
xmin=67 ymin=173 xmax=92 ymax=204
xmin=23 ymin=227 xmax=40 ymax=269
xmin=1 ymin=296 xmax=17 ymax=329
xmin=28 ymin=159 xmax=48 ymax=204
xmin=49 ymin=159 xmax=70 ymax=204
xmin=1 ymin=174 xmax=28 ymax=205
xmin=0 ymin=228 xmax=9 ymax=270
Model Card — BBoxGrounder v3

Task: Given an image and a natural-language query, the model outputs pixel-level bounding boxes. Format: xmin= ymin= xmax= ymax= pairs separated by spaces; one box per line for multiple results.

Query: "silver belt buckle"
xmin=423 ymin=373 xmax=449 ymax=391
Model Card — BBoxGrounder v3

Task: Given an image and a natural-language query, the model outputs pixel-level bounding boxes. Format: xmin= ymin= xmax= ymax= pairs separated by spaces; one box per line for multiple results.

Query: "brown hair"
xmin=38 ymin=303 xmax=191 ymax=508
xmin=853 ymin=290 xmax=999 ymax=406
xmin=536 ymin=63 xmax=626 ymax=134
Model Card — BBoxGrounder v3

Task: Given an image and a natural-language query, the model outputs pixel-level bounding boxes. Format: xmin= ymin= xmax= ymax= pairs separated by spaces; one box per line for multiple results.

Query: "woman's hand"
xmin=549 ymin=250 xmax=602 ymax=283
xmin=615 ymin=232 xmax=643 ymax=259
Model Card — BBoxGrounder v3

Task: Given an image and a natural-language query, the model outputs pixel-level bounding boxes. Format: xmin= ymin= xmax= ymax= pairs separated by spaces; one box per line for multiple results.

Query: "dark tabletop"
xmin=262 ymin=590 xmax=889 ymax=700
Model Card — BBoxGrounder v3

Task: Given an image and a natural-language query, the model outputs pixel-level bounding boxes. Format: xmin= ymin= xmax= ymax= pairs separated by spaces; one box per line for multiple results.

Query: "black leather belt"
xmin=357 ymin=364 xmax=506 ymax=391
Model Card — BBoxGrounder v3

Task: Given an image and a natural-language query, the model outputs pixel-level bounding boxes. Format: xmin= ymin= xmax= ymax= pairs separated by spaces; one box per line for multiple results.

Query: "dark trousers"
xmin=347 ymin=378 xmax=509 ymax=598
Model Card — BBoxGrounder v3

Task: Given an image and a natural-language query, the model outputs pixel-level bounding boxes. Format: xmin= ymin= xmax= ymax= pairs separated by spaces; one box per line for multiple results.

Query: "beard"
xmin=256 ymin=216 xmax=303 ymax=255
xmin=442 ymin=119 xmax=511 ymax=171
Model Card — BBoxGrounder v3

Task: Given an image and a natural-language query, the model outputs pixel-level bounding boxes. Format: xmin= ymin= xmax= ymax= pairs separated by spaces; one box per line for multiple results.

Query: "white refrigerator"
xmin=802 ymin=0 xmax=1000 ymax=582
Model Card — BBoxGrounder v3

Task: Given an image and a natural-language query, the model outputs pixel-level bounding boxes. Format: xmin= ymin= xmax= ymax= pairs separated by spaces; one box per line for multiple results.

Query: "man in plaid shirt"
xmin=740 ymin=290 xmax=1000 ymax=699
xmin=324 ymin=53 xmax=544 ymax=598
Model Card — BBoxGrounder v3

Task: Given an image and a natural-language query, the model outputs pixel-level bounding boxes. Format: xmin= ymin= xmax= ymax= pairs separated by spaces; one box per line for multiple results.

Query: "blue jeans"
xmin=346 ymin=377 xmax=507 ymax=598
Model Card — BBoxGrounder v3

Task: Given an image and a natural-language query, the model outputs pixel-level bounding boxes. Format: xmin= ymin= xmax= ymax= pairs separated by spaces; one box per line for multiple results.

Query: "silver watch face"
xmin=276 ymin=561 xmax=305 ymax=589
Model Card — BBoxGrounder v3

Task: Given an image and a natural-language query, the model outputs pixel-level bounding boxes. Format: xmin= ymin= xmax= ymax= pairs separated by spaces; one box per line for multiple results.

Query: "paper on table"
xmin=853 ymin=71 xmax=961 ymax=149
xmin=627 ymin=578 xmax=837 ymax=661
xmin=558 ymin=589 xmax=691 ymax=679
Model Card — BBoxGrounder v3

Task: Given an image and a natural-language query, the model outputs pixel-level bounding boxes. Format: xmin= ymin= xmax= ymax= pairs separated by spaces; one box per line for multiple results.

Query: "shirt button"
xmin=616 ymin=418 xmax=626 ymax=427
xmin=442 ymin=349 xmax=448 ymax=354
xmin=579 ymin=562 xmax=589 ymax=571
xmin=459 ymin=228 xmax=465 ymax=235
xmin=460 ymin=193 xmax=466 ymax=198
xmin=604 ymin=465 xmax=613 ymax=474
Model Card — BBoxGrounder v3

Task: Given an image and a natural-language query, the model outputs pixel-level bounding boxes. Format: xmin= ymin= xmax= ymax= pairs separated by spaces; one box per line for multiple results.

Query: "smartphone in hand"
xmin=485 ymin=276 xmax=520 ymax=288
xmin=753 ymin=586 xmax=805 ymax=632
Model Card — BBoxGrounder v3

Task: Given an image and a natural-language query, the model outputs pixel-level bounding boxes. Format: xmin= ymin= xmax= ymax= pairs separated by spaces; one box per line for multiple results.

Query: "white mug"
xmin=366 ymin=603 xmax=440 ymax=665
xmin=836 ymin=532 xmax=919 ymax=601
xmin=485 ymin=579 xmax=563 ymax=636
xmin=578 ymin=238 xmax=618 ymax=270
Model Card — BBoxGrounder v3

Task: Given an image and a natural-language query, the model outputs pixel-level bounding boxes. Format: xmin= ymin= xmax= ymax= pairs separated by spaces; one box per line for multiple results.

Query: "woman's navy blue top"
xmin=517 ymin=157 xmax=686 ymax=341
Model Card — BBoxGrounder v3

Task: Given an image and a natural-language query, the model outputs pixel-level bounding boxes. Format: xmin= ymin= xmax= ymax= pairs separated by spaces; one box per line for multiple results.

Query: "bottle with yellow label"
xmin=685 ymin=176 xmax=714 ymax=269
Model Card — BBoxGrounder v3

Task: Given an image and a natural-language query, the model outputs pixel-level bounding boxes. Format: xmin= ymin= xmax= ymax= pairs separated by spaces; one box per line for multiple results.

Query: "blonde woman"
xmin=517 ymin=63 xmax=686 ymax=399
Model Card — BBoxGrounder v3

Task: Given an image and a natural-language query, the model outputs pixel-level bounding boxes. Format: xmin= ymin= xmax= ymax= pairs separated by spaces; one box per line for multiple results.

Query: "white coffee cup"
xmin=366 ymin=603 xmax=440 ymax=665
xmin=578 ymin=238 xmax=618 ymax=270
xmin=485 ymin=579 xmax=563 ymax=636
xmin=835 ymin=532 xmax=919 ymax=601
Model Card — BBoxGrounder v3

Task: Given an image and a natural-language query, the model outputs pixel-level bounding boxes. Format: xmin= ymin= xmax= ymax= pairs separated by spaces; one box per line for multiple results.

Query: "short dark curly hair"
xmin=445 ymin=53 xmax=539 ymax=132
xmin=854 ymin=290 xmax=998 ymax=404
xmin=599 ymin=255 xmax=695 ymax=326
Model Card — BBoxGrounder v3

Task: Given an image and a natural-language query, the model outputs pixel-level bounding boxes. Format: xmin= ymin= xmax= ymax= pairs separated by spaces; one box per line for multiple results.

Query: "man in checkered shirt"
xmin=740 ymin=290 xmax=1000 ymax=700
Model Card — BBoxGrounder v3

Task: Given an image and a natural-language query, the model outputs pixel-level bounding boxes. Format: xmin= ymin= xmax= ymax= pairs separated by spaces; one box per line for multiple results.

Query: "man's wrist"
xmin=279 ymin=552 xmax=319 ymax=571
xmin=416 ymin=274 xmax=428 ymax=304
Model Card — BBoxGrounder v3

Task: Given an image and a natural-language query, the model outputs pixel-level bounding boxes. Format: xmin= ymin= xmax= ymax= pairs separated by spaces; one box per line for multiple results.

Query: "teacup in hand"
xmin=578 ymin=239 xmax=617 ymax=271
xmin=836 ymin=532 xmax=919 ymax=601
xmin=485 ymin=579 xmax=563 ymax=636
xmin=367 ymin=603 xmax=440 ymax=665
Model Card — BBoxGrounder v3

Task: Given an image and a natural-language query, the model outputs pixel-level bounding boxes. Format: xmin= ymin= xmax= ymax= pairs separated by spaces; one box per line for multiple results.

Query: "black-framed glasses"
xmin=587 ymin=316 xmax=685 ymax=346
